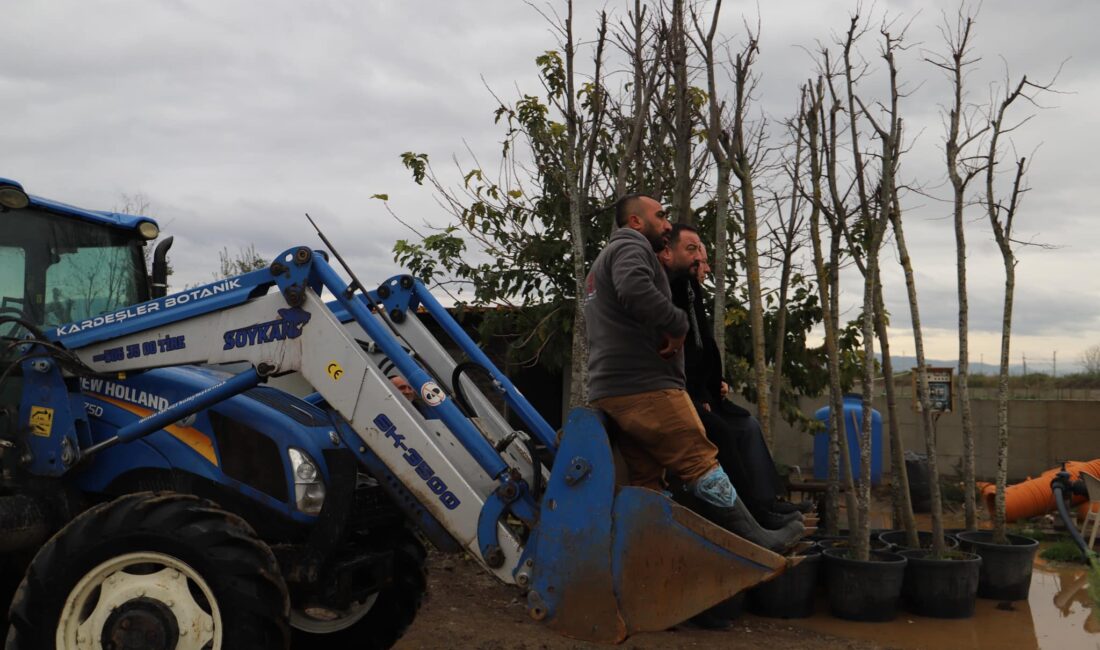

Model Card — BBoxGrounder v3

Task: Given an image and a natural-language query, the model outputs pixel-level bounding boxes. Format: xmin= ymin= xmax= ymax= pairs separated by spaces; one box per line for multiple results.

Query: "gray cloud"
xmin=2 ymin=0 xmax=1097 ymax=362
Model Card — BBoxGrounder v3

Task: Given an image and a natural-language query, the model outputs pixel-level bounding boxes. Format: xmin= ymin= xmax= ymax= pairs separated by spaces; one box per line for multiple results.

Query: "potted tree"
xmin=818 ymin=16 xmax=907 ymax=623
xmin=955 ymin=65 xmax=1046 ymax=602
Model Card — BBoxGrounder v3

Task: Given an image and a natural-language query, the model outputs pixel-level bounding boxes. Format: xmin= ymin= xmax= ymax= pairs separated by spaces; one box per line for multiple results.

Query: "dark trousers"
xmin=695 ymin=402 xmax=783 ymax=515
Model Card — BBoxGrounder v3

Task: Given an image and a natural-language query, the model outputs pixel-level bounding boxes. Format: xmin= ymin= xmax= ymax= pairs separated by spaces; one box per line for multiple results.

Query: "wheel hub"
xmin=102 ymin=597 xmax=179 ymax=650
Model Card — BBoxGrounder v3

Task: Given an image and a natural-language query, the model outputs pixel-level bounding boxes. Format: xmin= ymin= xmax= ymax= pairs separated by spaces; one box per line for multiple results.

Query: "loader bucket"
xmin=524 ymin=408 xmax=798 ymax=644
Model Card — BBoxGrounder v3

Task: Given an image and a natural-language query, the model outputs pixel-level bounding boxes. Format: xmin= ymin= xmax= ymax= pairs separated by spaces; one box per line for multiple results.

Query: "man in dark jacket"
xmin=659 ymin=223 xmax=811 ymax=527
xmin=584 ymin=193 xmax=802 ymax=553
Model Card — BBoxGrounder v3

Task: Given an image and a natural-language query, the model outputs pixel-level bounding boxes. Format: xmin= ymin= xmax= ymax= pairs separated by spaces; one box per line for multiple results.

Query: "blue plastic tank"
xmin=813 ymin=393 xmax=882 ymax=485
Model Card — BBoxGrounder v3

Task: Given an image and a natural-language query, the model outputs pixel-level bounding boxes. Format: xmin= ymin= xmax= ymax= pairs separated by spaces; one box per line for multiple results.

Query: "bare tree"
xmin=986 ymin=70 xmax=1055 ymax=544
xmin=803 ymin=74 xmax=857 ymax=535
xmin=1081 ymin=344 xmax=1100 ymax=375
xmin=667 ymin=0 xmax=694 ymax=223
xmin=214 ymin=244 xmax=268 ymax=280
xmin=558 ymin=2 xmax=609 ymax=407
xmin=850 ymin=22 xmax=922 ymax=550
xmin=612 ymin=1 xmax=664 ymax=198
xmin=693 ymin=0 xmax=735 ymax=380
xmin=766 ymin=107 xmax=808 ymax=438
xmin=926 ymin=5 xmax=987 ymax=532
xmin=834 ymin=13 xmax=902 ymax=561
xmin=724 ymin=23 xmax=773 ymax=445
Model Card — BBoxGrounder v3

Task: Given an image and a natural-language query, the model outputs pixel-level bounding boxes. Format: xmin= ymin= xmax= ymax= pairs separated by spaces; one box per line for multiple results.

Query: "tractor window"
xmin=44 ymin=231 xmax=144 ymax=328
xmin=0 ymin=208 xmax=147 ymax=328
xmin=0 ymin=246 xmax=27 ymax=312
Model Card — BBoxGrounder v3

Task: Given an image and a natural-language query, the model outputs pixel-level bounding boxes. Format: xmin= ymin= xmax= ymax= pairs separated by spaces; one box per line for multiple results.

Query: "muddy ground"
xmin=395 ymin=552 xmax=891 ymax=650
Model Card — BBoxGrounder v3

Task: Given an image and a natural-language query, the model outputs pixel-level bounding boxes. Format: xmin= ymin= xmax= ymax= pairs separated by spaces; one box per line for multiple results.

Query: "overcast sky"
xmin=3 ymin=1 xmax=1097 ymax=371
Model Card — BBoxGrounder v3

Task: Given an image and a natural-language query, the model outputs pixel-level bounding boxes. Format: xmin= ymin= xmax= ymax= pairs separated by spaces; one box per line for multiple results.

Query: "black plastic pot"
xmin=748 ymin=545 xmax=822 ymax=619
xmin=879 ymin=530 xmax=960 ymax=551
xmin=817 ymin=537 xmax=893 ymax=552
xmin=955 ymin=531 xmax=1039 ymax=601
xmin=898 ymin=549 xmax=982 ymax=618
xmin=808 ymin=528 xmax=888 ymax=542
xmin=822 ymin=548 xmax=907 ymax=622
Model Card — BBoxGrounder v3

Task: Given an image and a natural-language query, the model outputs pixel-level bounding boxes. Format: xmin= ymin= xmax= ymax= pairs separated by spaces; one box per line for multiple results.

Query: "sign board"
xmin=913 ymin=366 xmax=953 ymax=412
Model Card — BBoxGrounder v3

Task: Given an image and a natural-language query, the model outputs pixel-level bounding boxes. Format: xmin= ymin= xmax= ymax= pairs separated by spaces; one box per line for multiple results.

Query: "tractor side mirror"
xmin=151 ymin=236 xmax=174 ymax=299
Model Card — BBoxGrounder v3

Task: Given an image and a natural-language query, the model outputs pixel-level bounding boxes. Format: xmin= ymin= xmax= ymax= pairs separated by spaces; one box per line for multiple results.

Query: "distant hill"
xmin=883 ymin=355 xmax=1018 ymax=376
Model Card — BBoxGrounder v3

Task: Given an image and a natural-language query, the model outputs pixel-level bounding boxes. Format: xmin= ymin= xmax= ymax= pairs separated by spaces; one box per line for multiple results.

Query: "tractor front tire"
xmin=290 ymin=531 xmax=427 ymax=650
xmin=5 ymin=492 xmax=289 ymax=650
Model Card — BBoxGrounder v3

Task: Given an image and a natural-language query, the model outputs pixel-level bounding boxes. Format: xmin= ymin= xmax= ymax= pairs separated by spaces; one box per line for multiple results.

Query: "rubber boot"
xmin=704 ymin=499 xmax=804 ymax=554
xmin=752 ymin=507 xmax=803 ymax=530
xmin=690 ymin=466 xmax=802 ymax=553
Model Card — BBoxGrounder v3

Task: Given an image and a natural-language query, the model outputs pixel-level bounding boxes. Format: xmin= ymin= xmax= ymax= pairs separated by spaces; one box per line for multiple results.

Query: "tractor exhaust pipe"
xmin=151 ymin=235 xmax=174 ymax=299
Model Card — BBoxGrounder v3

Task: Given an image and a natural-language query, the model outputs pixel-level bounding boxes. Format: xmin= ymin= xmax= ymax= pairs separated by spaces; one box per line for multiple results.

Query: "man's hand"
xmin=720 ymin=381 xmax=729 ymax=398
xmin=658 ymin=333 xmax=685 ymax=359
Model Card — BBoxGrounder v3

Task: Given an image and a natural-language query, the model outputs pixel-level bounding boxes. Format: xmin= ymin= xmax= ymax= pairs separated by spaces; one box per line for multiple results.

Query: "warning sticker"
xmin=30 ymin=406 xmax=54 ymax=437
xmin=420 ymin=381 xmax=446 ymax=407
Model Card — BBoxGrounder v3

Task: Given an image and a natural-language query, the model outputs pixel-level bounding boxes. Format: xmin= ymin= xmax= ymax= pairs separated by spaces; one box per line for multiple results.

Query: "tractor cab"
xmin=0 ymin=177 xmax=169 ymax=406
xmin=0 ymin=179 xmax=173 ymax=334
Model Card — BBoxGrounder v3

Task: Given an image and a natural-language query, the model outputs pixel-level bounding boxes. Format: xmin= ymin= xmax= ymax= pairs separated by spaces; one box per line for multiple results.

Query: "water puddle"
xmin=773 ymin=553 xmax=1100 ymax=649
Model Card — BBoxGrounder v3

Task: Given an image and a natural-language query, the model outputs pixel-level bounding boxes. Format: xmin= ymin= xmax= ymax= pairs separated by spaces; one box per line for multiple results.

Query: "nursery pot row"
xmin=744 ymin=528 xmax=1035 ymax=622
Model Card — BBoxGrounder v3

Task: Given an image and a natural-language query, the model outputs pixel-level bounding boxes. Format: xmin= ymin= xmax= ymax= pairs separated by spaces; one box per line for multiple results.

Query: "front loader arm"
xmin=47 ymin=247 xmax=540 ymax=583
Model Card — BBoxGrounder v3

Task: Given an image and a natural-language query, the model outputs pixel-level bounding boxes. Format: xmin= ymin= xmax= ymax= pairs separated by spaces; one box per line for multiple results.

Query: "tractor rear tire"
xmin=5 ymin=491 xmax=290 ymax=650
xmin=290 ymin=530 xmax=427 ymax=650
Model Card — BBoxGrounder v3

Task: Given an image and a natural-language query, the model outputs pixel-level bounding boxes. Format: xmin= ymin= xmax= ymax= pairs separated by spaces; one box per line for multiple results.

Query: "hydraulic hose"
xmin=1052 ymin=464 xmax=1094 ymax=559
xmin=450 ymin=361 xmax=544 ymax=499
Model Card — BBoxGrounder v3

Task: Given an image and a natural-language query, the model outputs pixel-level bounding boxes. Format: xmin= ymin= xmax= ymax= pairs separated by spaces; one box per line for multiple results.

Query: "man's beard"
xmin=647 ymin=229 xmax=670 ymax=252
xmin=670 ymin=260 xmax=699 ymax=278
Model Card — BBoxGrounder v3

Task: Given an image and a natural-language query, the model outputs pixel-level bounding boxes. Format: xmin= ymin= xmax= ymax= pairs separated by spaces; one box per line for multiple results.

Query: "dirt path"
xmin=395 ymin=552 xmax=891 ymax=650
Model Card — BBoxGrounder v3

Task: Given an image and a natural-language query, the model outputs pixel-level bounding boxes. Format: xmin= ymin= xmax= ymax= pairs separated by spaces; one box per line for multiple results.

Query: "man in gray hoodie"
xmin=584 ymin=193 xmax=801 ymax=553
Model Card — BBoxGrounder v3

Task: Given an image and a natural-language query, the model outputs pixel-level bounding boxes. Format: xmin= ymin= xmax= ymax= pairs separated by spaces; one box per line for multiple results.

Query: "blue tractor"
xmin=0 ymin=178 xmax=794 ymax=649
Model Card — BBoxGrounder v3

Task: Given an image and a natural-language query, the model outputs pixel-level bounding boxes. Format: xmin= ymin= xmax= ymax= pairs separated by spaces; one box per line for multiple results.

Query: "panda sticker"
xmin=420 ymin=381 xmax=446 ymax=407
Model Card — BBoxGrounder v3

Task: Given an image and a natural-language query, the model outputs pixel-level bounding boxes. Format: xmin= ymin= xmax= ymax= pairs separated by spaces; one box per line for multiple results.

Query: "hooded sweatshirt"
xmin=584 ymin=227 xmax=689 ymax=401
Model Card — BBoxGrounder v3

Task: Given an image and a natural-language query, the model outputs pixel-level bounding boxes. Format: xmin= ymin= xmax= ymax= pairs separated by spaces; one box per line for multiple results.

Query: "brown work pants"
xmin=591 ymin=388 xmax=719 ymax=491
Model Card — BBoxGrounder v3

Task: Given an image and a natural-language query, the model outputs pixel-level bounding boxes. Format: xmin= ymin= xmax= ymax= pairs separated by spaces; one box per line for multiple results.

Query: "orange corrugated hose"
xmin=976 ymin=459 xmax=1100 ymax=522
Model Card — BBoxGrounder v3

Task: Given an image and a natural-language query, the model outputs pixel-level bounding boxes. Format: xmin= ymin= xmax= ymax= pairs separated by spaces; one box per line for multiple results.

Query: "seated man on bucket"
xmin=658 ymin=223 xmax=813 ymax=529
xmin=583 ymin=193 xmax=803 ymax=554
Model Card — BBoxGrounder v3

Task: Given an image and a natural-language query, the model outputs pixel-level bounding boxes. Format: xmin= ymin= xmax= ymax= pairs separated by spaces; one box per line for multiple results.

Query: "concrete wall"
xmin=768 ymin=396 xmax=1100 ymax=483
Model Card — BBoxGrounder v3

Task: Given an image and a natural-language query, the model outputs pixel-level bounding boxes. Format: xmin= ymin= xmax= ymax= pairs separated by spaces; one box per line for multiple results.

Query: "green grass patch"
xmin=1040 ymin=539 xmax=1087 ymax=563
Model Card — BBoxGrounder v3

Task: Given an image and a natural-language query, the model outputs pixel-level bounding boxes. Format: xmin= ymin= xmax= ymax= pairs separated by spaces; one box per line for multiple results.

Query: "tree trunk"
xmin=993 ymin=259 xmax=1014 ymax=544
xmin=712 ymin=166 xmax=730 ymax=361
xmin=669 ymin=0 xmax=692 ymax=223
xmin=830 ymin=238 xmax=857 ymax=536
xmin=698 ymin=0 xmax=729 ymax=373
xmin=741 ymin=183 xmax=771 ymax=445
xmin=854 ymin=258 xmax=878 ymax=562
xmin=768 ymin=120 xmax=803 ymax=438
xmin=873 ymin=278 xmax=918 ymax=547
xmin=561 ymin=0 xmax=599 ymax=407
xmin=891 ymin=204 xmax=947 ymax=555
xmin=955 ymin=185 xmax=977 ymax=530
xmin=940 ymin=13 xmax=980 ymax=531
xmin=768 ymin=269 xmax=790 ymax=438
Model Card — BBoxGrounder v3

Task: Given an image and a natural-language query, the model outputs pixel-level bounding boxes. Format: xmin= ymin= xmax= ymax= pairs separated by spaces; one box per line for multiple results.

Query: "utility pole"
xmin=1053 ymin=350 xmax=1057 ymax=378
xmin=1022 ymin=352 xmax=1027 ymax=377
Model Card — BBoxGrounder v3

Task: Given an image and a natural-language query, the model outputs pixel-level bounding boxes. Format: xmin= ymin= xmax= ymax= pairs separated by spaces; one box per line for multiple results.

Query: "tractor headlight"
xmin=0 ymin=185 xmax=29 ymax=210
xmin=288 ymin=448 xmax=326 ymax=515
xmin=137 ymin=221 xmax=160 ymax=240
